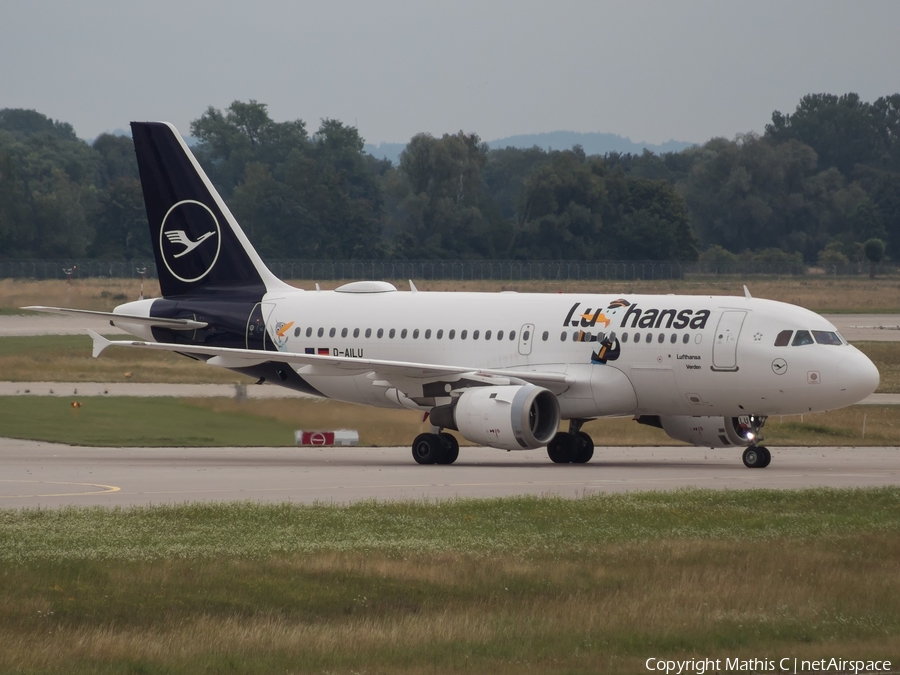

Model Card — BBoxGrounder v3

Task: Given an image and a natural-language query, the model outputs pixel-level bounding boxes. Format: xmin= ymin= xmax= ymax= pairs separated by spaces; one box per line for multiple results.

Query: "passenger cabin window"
xmin=425 ymin=329 xmax=431 ymax=339
xmin=473 ymin=330 xmax=479 ymax=340
xmin=497 ymin=330 xmax=504 ymax=340
xmin=365 ymin=328 xmax=372 ymax=338
xmin=682 ymin=333 xmax=689 ymax=344
xmin=306 ymin=327 xmax=313 ymax=338
xmin=413 ymin=329 xmax=419 ymax=339
xmin=813 ymin=330 xmax=842 ymax=345
xmin=509 ymin=331 xmax=516 ymax=340
xmin=353 ymin=328 xmax=359 ymax=338
xmin=318 ymin=327 xmax=324 ymax=338
xmin=437 ymin=329 xmax=443 ymax=339
xmin=485 ymin=330 xmax=492 ymax=340
xmin=774 ymin=330 xmax=793 ymax=347
xmin=400 ymin=329 xmax=407 ymax=339
xmin=377 ymin=328 xmax=384 ymax=338
xmin=634 ymin=332 xmax=641 ymax=342
xmin=560 ymin=331 xmax=567 ymax=342
xmin=461 ymin=330 xmax=467 ymax=340
xmin=541 ymin=331 xmax=548 ymax=341
xmin=341 ymin=328 xmax=348 ymax=338
xmin=658 ymin=333 xmax=665 ymax=343
xmin=621 ymin=333 xmax=628 ymax=343
xmin=523 ymin=330 xmax=531 ymax=341
xmin=670 ymin=333 xmax=677 ymax=344
xmin=449 ymin=330 xmax=456 ymax=339
xmin=645 ymin=333 xmax=653 ymax=343
xmin=389 ymin=328 xmax=396 ymax=339
xmin=329 ymin=328 xmax=336 ymax=338
xmin=294 ymin=327 xmax=301 ymax=338
xmin=792 ymin=330 xmax=814 ymax=346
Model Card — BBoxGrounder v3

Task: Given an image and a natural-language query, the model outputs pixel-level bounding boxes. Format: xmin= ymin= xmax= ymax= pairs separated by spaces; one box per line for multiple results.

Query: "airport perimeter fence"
xmin=0 ymin=259 xmax=893 ymax=281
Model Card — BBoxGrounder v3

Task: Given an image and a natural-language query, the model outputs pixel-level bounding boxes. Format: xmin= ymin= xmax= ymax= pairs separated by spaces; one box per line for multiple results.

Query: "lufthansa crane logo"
xmin=159 ymin=200 xmax=221 ymax=283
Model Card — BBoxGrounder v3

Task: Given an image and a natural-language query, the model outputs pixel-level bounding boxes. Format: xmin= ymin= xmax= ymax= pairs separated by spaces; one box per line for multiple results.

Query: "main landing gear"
xmin=411 ymin=432 xmax=460 ymax=465
xmin=742 ymin=445 xmax=771 ymax=468
xmin=547 ymin=420 xmax=594 ymax=464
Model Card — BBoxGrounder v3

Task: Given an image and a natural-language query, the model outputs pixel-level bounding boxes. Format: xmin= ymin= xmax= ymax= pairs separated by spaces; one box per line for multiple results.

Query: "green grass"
xmin=1 ymin=490 xmax=899 ymax=673
xmin=0 ymin=396 xmax=297 ymax=446
xmin=0 ymin=396 xmax=897 ymax=447
xmin=0 ymin=334 xmax=254 ymax=384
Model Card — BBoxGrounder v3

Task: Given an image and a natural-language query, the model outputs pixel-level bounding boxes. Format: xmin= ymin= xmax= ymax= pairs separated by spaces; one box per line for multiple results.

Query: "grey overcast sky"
xmin=2 ymin=0 xmax=898 ymax=145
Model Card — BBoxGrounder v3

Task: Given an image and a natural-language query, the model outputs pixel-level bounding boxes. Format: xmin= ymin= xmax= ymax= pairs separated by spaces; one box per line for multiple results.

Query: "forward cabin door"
xmin=712 ymin=311 xmax=746 ymax=371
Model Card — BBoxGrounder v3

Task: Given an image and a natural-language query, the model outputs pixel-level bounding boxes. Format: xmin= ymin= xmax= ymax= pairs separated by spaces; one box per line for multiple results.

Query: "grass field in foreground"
xmin=0 ymin=396 xmax=897 ymax=447
xmin=1 ymin=489 xmax=898 ymax=674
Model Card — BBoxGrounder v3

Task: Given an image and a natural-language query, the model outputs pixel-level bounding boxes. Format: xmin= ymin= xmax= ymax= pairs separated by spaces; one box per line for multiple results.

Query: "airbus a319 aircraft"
xmin=28 ymin=122 xmax=880 ymax=467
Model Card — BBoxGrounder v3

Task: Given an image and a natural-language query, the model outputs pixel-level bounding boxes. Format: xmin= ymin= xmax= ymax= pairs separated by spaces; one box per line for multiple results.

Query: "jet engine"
xmin=637 ymin=415 xmax=758 ymax=448
xmin=431 ymin=385 xmax=560 ymax=450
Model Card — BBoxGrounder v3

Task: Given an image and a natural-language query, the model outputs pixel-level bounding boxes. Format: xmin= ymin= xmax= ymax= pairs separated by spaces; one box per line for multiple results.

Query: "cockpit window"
xmin=774 ymin=330 xmax=793 ymax=347
xmin=813 ymin=330 xmax=842 ymax=345
xmin=791 ymin=330 xmax=814 ymax=346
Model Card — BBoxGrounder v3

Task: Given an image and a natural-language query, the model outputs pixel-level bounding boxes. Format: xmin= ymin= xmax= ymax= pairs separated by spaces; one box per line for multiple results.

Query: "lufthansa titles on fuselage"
xmin=564 ymin=302 xmax=711 ymax=331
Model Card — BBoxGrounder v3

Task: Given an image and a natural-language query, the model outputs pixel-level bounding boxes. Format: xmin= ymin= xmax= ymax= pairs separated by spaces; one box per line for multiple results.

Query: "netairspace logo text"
xmin=645 ymin=657 xmax=892 ymax=675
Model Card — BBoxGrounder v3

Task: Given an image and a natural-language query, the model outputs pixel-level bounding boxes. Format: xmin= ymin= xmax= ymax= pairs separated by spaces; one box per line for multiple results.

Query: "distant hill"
xmin=488 ymin=131 xmax=695 ymax=156
xmin=365 ymin=132 xmax=695 ymax=164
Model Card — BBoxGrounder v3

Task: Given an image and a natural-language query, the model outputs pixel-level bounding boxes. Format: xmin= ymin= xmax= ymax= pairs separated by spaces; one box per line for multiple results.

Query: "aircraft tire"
xmin=573 ymin=431 xmax=594 ymax=464
xmin=547 ymin=432 xmax=576 ymax=463
xmin=412 ymin=433 xmax=443 ymax=465
xmin=742 ymin=445 xmax=766 ymax=468
xmin=758 ymin=445 xmax=771 ymax=468
xmin=437 ymin=433 xmax=460 ymax=465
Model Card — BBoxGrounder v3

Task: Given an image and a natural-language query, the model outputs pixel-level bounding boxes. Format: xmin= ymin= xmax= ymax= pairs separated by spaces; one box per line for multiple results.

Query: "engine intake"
xmin=433 ymin=385 xmax=560 ymax=450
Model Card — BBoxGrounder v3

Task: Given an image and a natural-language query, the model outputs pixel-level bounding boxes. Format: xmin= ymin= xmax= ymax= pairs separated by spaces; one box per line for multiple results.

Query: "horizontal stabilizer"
xmin=86 ymin=329 xmax=112 ymax=358
xmin=23 ymin=306 xmax=207 ymax=330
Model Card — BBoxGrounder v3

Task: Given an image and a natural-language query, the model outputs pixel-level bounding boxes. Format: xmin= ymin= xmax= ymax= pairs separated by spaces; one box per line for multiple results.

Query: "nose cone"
xmin=837 ymin=350 xmax=880 ymax=404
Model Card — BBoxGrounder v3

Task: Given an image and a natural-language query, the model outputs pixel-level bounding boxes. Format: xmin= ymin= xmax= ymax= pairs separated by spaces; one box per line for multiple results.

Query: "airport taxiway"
xmin=1 ymin=438 xmax=897 ymax=508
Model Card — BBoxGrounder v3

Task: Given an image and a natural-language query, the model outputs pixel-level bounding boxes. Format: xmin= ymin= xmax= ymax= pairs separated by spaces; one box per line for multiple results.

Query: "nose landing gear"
xmin=742 ymin=445 xmax=771 ymax=468
xmin=738 ymin=415 xmax=771 ymax=468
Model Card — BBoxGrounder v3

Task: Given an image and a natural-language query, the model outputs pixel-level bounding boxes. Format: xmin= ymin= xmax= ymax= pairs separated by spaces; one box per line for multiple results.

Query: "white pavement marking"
xmin=822 ymin=314 xmax=900 ymax=342
xmin=0 ymin=381 xmax=313 ymax=398
xmin=0 ymin=438 xmax=898 ymax=508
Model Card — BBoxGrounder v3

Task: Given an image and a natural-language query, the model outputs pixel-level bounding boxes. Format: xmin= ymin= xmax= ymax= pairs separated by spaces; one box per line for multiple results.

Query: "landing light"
xmin=746 ymin=432 xmax=755 ymax=441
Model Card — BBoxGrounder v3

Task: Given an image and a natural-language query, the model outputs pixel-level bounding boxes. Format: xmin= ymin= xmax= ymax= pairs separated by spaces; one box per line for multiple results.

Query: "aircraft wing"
xmin=87 ymin=330 xmax=571 ymax=394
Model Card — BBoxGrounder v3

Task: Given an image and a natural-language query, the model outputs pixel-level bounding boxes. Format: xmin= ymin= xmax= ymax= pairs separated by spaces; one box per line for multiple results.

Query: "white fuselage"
xmin=227 ymin=286 xmax=878 ymax=420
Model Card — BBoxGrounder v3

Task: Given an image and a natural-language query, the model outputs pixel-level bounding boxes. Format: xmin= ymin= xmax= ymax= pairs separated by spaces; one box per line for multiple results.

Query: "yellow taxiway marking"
xmin=0 ymin=480 xmax=121 ymax=499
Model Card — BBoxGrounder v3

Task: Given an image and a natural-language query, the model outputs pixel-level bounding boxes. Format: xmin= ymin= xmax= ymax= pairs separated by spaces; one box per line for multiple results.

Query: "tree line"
xmin=0 ymin=94 xmax=896 ymax=267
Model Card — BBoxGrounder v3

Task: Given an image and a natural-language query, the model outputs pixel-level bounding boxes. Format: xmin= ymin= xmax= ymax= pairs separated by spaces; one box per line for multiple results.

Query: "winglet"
xmin=409 ymin=279 xmax=419 ymax=293
xmin=743 ymin=285 xmax=752 ymax=299
xmin=87 ymin=329 xmax=112 ymax=358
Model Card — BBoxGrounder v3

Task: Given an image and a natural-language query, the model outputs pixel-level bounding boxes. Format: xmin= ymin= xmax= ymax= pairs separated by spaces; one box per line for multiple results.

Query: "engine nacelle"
xmin=445 ymin=385 xmax=560 ymax=450
xmin=638 ymin=415 xmax=752 ymax=448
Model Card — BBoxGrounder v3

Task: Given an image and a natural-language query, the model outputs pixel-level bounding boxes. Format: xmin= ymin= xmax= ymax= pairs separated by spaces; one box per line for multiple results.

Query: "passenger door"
xmin=712 ymin=311 xmax=746 ymax=371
